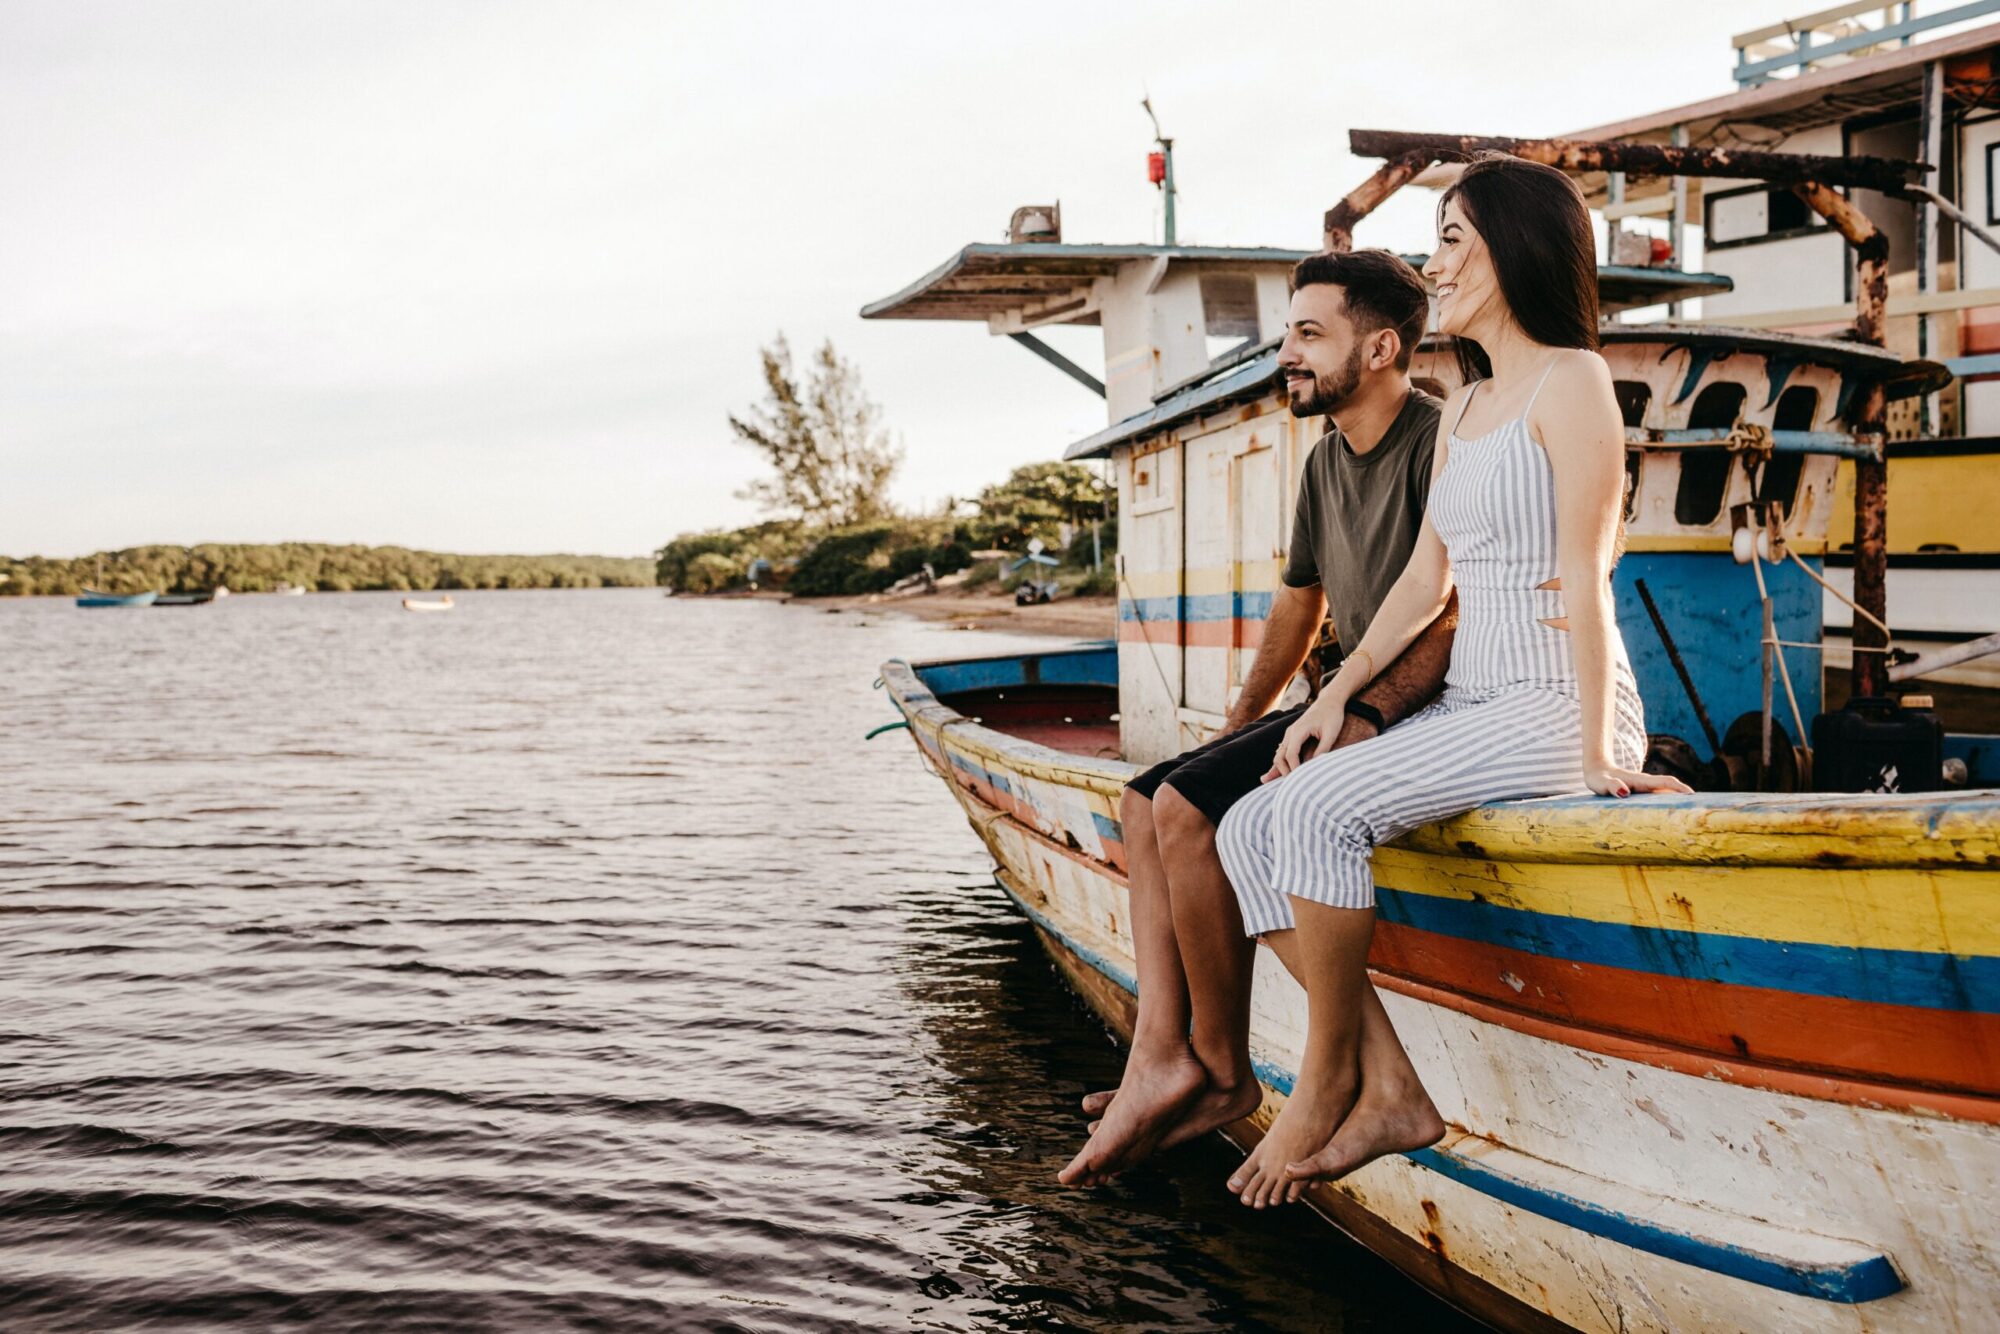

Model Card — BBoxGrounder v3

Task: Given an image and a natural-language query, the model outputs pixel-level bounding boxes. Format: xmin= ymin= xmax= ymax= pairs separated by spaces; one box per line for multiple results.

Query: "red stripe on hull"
xmin=1371 ymin=921 xmax=2000 ymax=1096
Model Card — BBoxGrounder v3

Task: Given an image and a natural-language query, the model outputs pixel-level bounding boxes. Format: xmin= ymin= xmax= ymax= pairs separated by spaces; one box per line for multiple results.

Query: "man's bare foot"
xmin=1226 ymin=1071 xmax=1357 ymax=1209
xmin=1079 ymin=1088 xmax=1117 ymax=1117
xmin=1280 ymin=1083 xmax=1446 ymax=1199
xmin=1057 ymin=1050 xmax=1206 ymax=1187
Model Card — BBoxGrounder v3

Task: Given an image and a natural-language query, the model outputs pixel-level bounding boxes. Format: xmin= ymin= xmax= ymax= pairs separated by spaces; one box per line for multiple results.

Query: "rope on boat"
xmin=864 ymin=720 xmax=910 ymax=740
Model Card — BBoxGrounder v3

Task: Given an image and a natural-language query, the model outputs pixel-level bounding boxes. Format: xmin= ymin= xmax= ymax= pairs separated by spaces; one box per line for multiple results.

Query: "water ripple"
xmin=0 ymin=591 xmax=1471 ymax=1331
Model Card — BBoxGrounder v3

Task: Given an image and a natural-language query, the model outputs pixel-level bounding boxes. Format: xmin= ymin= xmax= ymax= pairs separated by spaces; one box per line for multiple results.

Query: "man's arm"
xmin=1333 ymin=588 xmax=1459 ymax=747
xmin=1222 ymin=581 xmax=1326 ymax=733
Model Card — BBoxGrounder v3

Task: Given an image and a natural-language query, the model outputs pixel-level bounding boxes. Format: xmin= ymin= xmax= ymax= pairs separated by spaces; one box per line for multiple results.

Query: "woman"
xmin=1212 ymin=154 xmax=1692 ymax=1209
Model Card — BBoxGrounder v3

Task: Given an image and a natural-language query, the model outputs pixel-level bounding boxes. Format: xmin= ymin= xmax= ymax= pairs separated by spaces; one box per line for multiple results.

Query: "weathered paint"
xmin=880 ymin=650 xmax=2000 ymax=1331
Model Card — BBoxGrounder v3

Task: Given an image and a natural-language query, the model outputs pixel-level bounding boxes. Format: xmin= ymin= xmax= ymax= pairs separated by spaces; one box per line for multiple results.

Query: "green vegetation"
xmin=657 ymin=460 xmax=1113 ymax=597
xmin=660 ymin=333 xmax=1115 ymax=599
xmin=0 ymin=543 xmax=654 ymax=597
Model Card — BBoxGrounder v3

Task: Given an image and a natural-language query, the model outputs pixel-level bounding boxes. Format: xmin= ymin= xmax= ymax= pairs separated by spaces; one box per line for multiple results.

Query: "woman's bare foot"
xmin=1280 ymin=1080 xmax=1446 ymax=1199
xmin=1079 ymin=1088 xmax=1117 ymax=1117
xmin=1227 ymin=1070 xmax=1357 ymax=1209
xmin=1057 ymin=1048 xmax=1206 ymax=1187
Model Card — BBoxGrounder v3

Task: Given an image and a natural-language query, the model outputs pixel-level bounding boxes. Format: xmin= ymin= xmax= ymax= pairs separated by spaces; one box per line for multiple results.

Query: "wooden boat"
xmin=878 ymin=648 xmax=1997 ymax=1331
xmin=272 ymin=583 xmax=308 ymax=596
xmin=401 ymin=595 xmax=454 ymax=612
xmin=75 ymin=589 xmax=157 ymax=608
xmin=866 ymin=116 xmax=2000 ymax=1329
xmin=152 ymin=591 xmax=215 ymax=607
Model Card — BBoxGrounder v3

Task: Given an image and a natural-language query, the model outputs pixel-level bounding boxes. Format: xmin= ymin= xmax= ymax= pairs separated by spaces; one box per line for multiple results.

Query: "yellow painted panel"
xmin=1374 ymin=847 xmax=2000 ymax=956
xmin=1828 ymin=454 xmax=2000 ymax=554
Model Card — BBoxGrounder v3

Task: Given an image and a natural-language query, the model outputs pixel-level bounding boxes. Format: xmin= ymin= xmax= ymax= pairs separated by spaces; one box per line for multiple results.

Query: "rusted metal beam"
xmin=1346 ymin=130 xmax=1929 ymax=194
xmin=1789 ymin=181 xmax=1892 ymax=695
xmin=1323 ymin=151 xmax=1429 ymax=253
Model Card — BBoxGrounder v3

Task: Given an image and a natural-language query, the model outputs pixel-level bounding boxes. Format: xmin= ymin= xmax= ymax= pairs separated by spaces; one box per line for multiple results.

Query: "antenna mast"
xmin=1141 ymin=96 xmax=1177 ymax=245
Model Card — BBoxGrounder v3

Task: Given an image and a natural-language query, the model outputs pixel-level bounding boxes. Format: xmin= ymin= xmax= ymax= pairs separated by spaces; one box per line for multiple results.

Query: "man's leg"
xmin=1056 ymin=785 xmax=1206 ymax=1186
xmin=1151 ymin=785 xmax=1264 ymax=1140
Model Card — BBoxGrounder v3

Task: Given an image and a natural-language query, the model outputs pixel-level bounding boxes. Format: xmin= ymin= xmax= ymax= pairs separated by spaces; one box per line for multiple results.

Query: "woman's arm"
xmin=1264 ymin=397 xmax=1460 ymax=778
xmin=1537 ymin=351 xmax=1690 ymax=798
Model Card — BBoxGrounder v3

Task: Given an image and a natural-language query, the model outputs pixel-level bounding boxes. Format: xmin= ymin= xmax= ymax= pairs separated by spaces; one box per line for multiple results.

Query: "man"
xmin=1059 ymin=249 xmax=1456 ymax=1187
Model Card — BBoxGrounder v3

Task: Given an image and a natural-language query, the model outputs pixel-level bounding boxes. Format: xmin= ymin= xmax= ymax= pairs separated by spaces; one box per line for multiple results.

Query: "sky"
xmin=3 ymin=1 xmax=1849 ymax=558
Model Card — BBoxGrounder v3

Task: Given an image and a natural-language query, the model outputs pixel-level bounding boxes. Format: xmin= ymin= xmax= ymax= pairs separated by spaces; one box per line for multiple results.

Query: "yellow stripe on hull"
xmin=1374 ymin=847 xmax=2000 ymax=957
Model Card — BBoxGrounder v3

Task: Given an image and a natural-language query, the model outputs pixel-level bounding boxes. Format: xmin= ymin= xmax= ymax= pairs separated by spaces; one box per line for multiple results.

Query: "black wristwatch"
xmin=1345 ymin=699 xmax=1388 ymax=732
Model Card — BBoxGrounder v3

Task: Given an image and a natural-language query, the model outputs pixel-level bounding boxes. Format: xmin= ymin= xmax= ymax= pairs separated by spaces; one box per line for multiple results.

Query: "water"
xmin=0 ymin=590 xmax=1476 ymax=1332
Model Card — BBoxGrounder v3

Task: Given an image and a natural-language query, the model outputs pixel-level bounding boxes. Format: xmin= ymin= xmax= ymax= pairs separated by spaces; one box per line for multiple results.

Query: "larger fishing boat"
xmin=865 ymin=94 xmax=2000 ymax=1334
xmin=1565 ymin=3 xmax=2000 ymax=686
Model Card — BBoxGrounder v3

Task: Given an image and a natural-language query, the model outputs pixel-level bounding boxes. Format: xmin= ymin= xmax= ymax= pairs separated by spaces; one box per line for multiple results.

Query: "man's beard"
xmin=1288 ymin=344 xmax=1364 ymax=417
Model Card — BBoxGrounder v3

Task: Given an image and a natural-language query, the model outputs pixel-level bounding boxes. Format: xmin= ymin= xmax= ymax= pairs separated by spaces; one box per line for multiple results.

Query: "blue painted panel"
xmin=1091 ymin=811 xmax=1125 ymax=846
xmin=992 ymin=874 xmax=1901 ymax=1305
xmin=1032 ymin=649 xmax=1119 ymax=686
xmin=1614 ymin=552 xmax=1822 ymax=748
xmin=1946 ymin=734 xmax=2000 ymax=788
xmin=1376 ymin=887 xmax=2000 ymax=1013
xmin=915 ymin=647 xmax=1118 ymax=695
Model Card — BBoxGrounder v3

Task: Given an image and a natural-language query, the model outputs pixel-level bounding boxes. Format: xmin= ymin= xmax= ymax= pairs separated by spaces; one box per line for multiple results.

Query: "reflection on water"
xmin=0 ymin=591 xmax=1474 ymax=1330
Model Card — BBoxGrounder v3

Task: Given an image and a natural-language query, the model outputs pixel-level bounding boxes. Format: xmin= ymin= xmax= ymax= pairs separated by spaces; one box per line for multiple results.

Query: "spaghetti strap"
xmin=1449 ymin=381 xmax=1482 ymax=437
xmin=1521 ymin=357 xmax=1561 ymax=417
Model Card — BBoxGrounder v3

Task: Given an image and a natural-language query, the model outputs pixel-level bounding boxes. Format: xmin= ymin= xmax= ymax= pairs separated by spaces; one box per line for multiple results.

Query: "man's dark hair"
xmin=1289 ymin=248 xmax=1429 ymax=370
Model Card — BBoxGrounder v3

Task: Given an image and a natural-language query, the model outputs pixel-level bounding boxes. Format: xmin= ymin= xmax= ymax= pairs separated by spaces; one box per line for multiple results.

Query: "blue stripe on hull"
xmin=1119 ymin=591 xmax=1274 ymax=623
xmin=1376 ymin=886 xmax=2000 ymax=1014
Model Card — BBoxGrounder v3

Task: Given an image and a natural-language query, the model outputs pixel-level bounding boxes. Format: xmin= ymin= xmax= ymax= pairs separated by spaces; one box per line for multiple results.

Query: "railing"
xmin=1733 ymin=1 xmax=2000 ymax=85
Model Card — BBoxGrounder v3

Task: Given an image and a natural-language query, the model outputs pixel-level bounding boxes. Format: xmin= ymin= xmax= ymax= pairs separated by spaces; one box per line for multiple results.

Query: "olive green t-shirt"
xmin=1281 ymin=389 xmax=1442 ymax=653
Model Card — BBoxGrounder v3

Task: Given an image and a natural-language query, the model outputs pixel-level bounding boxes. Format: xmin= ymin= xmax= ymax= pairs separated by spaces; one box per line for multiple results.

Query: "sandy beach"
xmin=802 ymin=588 xmax=1116 ymax=639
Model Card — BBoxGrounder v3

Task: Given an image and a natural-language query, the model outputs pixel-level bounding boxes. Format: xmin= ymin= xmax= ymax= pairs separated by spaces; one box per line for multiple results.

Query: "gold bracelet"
xmin=1346 ymin=648 xmax=1376 ymax=685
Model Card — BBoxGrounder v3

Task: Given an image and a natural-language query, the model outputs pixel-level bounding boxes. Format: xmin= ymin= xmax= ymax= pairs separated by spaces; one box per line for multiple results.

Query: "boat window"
xmin=1613 ymin=380 xmax=1650 ymax=427
xmin=1614 ymin=381 xmax=1649 ymax=522
xmin=1200 ymin=274 xmax=1261 ymax=341
xmin=1674 ymin=382 xmax=1747 ymax=526
xmin=1756 ymin=386 xmax=1819 ymax=518
xmin=1704 ymin=184 xmax=1828 ymax=250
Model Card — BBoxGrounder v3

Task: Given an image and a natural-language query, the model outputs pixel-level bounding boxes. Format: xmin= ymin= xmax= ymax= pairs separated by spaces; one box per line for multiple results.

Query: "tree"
xmin=965 ymin=461 xmax=1109 ymax=552
xmin=729 ymin=334 xmax=901 ymax=527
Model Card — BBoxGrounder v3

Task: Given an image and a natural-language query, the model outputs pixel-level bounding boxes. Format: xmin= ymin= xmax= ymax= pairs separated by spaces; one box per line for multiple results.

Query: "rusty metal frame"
xmin=1333 ymin=128 xmax=1922 ymax=693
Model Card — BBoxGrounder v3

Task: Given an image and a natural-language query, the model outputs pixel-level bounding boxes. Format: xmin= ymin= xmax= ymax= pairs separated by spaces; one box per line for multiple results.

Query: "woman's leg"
xmin=1226 ymin=689 xmax=1585 ymax=1202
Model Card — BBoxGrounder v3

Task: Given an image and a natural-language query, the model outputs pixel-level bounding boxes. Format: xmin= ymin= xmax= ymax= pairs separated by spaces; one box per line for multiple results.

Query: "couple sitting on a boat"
xmin=1059 ymin=154 xmax=1690 ymax=1205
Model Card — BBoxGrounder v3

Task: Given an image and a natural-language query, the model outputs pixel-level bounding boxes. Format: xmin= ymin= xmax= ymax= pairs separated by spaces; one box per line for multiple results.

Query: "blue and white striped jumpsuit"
xmin=1216 ymin=366 xmax=1648 ymax=935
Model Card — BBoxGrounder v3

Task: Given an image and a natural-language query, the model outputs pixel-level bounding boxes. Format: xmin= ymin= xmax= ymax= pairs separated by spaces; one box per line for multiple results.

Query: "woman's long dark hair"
xmin=1439 ymin=153 xmax=1599 ymax=383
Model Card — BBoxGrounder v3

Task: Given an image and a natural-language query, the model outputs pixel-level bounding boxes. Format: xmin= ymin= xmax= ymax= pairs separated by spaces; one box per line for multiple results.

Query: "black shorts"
xmin=1124 ymin=703 xmax=1308 ymax=829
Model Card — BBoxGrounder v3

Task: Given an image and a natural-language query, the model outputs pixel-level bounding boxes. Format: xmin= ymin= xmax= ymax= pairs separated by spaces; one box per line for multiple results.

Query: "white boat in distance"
xmin=401 ymin=595 xmax=454 ymax=613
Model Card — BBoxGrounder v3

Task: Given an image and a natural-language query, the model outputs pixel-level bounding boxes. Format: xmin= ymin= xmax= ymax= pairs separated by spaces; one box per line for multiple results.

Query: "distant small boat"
xmin=402 ymin=595 xmax=454 ymax=613
xmin=153 ymin=591 xmax=216 ymax=607
xmin=272 ymin=583 xmax=308 ymax=596
xmin=75 ymin=589 xmax=157 ymax=608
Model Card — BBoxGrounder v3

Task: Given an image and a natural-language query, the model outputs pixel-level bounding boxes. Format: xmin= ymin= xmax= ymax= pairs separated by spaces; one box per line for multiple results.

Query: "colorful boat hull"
xmin=880 ymin=646 xmax=2000 ymax=1332
xmin=74 ymin=590 xmax=158 ymax=608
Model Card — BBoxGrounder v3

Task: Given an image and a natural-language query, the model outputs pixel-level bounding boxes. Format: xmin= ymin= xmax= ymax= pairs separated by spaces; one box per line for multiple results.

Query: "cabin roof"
xmin=859 ymin=243 xmax=1310 ymax=324
xmin=1561 ymin=20 xmax=2000 ymax=209
xmin=864 ymin=240 xmax=1731 ymax=330
xmin=1062 ymin=322 xmax=1919 ymax=461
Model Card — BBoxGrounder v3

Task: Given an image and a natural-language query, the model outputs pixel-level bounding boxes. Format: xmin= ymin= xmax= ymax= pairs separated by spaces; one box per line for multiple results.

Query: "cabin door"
xmin=1179 ymin=426 xmax=1234 ymax=727
xmin=1229 ymin=430 xmax=1285 ymax=705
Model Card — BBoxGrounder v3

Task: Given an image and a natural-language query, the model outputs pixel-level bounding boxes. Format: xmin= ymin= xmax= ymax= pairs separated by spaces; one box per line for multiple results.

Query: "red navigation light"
xmin=1147 ymin=151 xmax=1166 ymax=186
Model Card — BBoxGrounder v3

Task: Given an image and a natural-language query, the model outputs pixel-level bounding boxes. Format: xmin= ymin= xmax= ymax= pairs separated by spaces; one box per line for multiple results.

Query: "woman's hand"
xmin=1585 ymin=763 xmax=1692 ymax=798
xmin=1263 ymin=693 xmax=1349 ymax=782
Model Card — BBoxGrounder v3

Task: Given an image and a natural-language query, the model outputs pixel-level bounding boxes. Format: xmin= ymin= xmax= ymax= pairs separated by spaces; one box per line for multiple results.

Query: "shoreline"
xmin=776 ymin=588 xmax=1115 ymax=639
